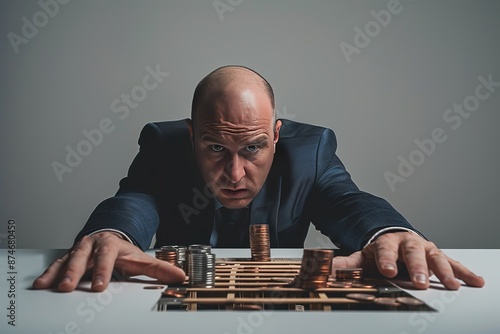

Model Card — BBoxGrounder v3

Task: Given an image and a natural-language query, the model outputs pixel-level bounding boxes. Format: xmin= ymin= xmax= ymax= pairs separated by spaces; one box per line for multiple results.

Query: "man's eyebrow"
xmin=200 ymin=134 xmax=270 ymax=144
xmin=200 ymin=135 xmax=220 ymax=142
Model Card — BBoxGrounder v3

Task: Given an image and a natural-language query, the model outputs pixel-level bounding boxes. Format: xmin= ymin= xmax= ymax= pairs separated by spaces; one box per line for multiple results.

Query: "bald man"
xmin=33 ymin=66 xmax=484 ymax=292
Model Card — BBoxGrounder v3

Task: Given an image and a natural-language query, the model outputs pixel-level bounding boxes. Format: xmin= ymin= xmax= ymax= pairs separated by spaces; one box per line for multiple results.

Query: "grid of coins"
xmin=155 ymin=258 xmax=436 ymax=312
xmin=249 ymin=224 xmax=271 ymax=261
xmin=187 ymin=244 xmax=215 ymax=288
xmin=293 ymin=249 xmax=334 ymax=289
xmin=335 ymin=268 xmax=364 ymax=281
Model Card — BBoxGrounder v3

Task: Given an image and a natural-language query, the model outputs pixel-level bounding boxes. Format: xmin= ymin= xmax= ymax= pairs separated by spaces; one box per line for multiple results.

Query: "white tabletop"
xmin=1 ymin=249 xmax=498 ymax=334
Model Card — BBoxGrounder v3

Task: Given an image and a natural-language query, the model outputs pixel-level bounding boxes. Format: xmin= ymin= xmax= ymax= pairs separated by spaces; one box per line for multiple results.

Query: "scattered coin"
xmin=396 ymin=297 xmax=425 ymax=306
xmin=234 ymin=304 xmax=263 ymax=310
xmin=346 ymin=293 xmax=376 ymax=301
xmin=373 ymin=297 xmax=401 ymax=307
xmin=163 ymin=289 xmax=187 ymax=298
xmin=327 ymin=281 xmax=352 ymax=288
xmin=143 ymin=285 xmax=166 ymax=290
xmin=351 ymin=283 xmax=374 ymax=288
xmin=335 ymin=268 xmax=364 ymax=281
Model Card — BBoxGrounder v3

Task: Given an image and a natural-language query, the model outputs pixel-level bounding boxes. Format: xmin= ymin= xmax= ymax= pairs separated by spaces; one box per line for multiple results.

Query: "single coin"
xmin=346 ymin=293 xmax=376 ymax=301
xmin=163 ymin=290 xmax=187 ymax=298
xmin=234 ymin=304 xmax=263 ymax=310
xmin=327 ymin=282 xmax=352 ymax=288
xmin=351 ymin=283 xmax=375 ymax=289
xmin=396 ymin=297 xmax=425 ymax=306
xmin=143 ymin=285 xmax=166 ymax=290
xmin=373 ymin=297 xmax=400 ymax=307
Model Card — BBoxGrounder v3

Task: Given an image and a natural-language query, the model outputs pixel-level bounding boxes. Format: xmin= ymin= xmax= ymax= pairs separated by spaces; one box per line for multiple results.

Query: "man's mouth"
xmin=220 ymin=188 xmax=249 ymax=198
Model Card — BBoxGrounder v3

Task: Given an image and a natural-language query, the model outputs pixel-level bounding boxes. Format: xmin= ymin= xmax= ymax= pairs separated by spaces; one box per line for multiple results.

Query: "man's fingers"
xmin=399 ymin=237 xmax=433 ymax=289
xmin=115 ymin=253 xmax=186 ymax=284
xmin=32 ymin=255 xmax=69 ymax=289
xmin=89 ymin=243 xmax=120 ymax=292
xmin=368 ymin=235 xmax=400 ymax=278
xmin=57 ymin=236 xmax=94 ymax=292
xmin=331 ymin=251 xmax=364 ymax=272
xmin=422 ymin=247 xmax=460 ymax=290
xmin=433 ymin=255 xmax=485 ymax=289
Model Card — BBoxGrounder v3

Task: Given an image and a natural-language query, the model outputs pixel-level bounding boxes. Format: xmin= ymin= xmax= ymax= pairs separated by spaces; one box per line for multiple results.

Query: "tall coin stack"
xmin=173 ymin=245 xmax=187 ymax=272
xmin=187 ymin=244 xmax=215 ymax=288
xmin=293 ymin=249 xmax=334 ymax=289
xmin=249 ymin=224 xmax=271 ymax=261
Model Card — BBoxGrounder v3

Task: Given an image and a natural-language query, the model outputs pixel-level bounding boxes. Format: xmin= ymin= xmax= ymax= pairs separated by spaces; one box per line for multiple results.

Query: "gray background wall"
xmin=1 ymin=0 xmax=499 ymax=249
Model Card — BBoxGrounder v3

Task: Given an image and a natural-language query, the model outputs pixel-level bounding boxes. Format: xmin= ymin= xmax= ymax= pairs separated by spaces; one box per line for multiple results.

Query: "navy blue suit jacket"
xmin=76 ymin=119 xmax=416 ymax=252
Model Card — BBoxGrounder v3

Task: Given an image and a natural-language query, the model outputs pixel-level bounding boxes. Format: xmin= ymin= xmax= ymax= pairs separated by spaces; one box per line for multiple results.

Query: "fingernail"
xmin=382 ymin=264 xmax=396 ymax=271
xmin=415 ymin=274 xmax=427 ymax=284
xmin=444 ymin=275 xmax=460 ymax=286
xmin=93 ymin=276 xmax=104 ymax=287
xmin=58 ymin=276 xmax=71 ymax=287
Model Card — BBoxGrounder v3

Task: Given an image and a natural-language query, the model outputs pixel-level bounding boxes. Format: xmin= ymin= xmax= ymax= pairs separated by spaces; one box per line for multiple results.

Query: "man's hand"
xmin=332 ymin=231 xmax=485 ymax=290
xmin=32 ymin=232 xmax=186 ymax=292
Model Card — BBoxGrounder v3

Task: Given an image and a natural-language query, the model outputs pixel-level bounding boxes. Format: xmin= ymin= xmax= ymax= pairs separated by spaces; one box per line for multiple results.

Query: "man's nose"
xmin=225 ymin=154 xmax=246 ymax=184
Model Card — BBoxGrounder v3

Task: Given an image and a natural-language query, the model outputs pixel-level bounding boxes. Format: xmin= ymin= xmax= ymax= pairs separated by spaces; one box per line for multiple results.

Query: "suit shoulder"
xmin=138 ymin=119 xmax=191 ymax=146
xmin=279 ymin=119 xmax=333 ymax=137
xmin=278 ymin=119 xmax=336 ymax=144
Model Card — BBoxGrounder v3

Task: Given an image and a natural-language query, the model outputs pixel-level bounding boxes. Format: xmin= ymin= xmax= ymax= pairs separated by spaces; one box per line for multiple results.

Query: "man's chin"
xmin=217 ymin=196 xmax=253 ymax=209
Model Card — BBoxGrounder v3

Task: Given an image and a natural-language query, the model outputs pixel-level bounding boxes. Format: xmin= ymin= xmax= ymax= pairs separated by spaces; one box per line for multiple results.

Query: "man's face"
xmin=189 ymin=84 xmax=281 ymax=209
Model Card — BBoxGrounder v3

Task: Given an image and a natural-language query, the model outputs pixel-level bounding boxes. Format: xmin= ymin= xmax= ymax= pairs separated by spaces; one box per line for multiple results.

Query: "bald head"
xmin=186 ymin=66 xmax=281 ymax=208
xmin=191 ymin=66 xmax=275 ymax=123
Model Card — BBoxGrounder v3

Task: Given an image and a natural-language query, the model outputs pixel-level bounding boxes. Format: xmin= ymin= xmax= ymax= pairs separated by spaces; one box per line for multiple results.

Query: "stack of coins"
xmin=188 ymin=244 xmax=212 ymax=253
xmin=173 ymin=245 xmax=187 ymax=272
xmin=249 ymin=224 xmax=271 ymax=261
xmin=155 ymin=246 xmax=178 ymax=266
xmin=186 ymin=244 xmax=215 ymax=288
xmin=293 ymin=249 xmax=334 ymax=289
xmin=335 ymin=268 xmax=364 ymax=281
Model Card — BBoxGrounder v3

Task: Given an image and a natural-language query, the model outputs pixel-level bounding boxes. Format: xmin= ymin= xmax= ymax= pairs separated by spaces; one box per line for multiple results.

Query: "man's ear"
xmin=273 ymin=119 xmax=282 ymax=152
xmin=185 ymin=119 xmax=194 ymax=149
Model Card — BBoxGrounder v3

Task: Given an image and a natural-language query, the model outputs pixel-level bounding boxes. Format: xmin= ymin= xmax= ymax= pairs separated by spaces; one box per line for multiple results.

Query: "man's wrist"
xmin=88 ymin=229 xmax=135 ymax=245
xmin=364 ymin=227 xmax=423 ymax=248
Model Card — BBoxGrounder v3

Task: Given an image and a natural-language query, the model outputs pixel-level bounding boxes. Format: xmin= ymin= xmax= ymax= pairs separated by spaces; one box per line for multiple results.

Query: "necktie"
xmin=215 ymin=207 xmax=250 ymax=248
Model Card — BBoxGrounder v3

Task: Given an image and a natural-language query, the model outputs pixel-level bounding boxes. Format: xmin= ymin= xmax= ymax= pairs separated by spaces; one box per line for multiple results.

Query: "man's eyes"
xmin=245 ymin=145 xmax=259 ymax=153
xmin=208 ymin=144 xmax=260 ymax=153
xmin=210 ymin=145 xmax=224 ymax=152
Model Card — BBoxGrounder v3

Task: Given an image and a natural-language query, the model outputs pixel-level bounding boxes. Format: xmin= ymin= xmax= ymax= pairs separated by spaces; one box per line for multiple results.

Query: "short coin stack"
xmin=155 ymin=246 xmax=178 ymax=267
xmin=293 ymin=249 xmax=334 ymax=289
xmin=187 ymin=244 xmax=215 ymax=288
xmin=249 ymin=224 xmax=271 ymax=261
xmin=335 ymin=268 xmax=364 ymax=281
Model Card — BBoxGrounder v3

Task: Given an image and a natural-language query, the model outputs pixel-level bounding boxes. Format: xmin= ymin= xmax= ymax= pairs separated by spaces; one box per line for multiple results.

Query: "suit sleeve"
xmin=75 ymin=123 xmax=165 ymax=250
xmin=308 ymin=128 xmax=421 ymax=252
